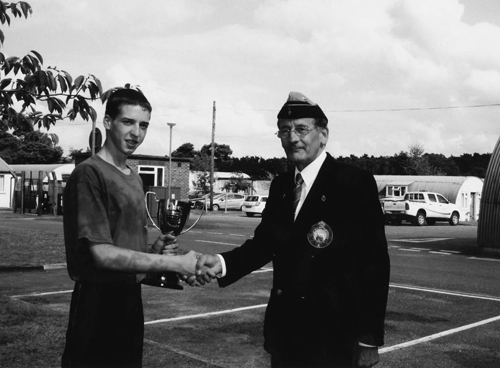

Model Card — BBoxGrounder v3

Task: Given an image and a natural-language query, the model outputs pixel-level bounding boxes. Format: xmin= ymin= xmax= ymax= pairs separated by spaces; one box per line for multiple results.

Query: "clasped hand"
xmin=153 ymin=234 xmax=222 ymax=286
xmin=182 ymin=253 xmax=222 ymax=286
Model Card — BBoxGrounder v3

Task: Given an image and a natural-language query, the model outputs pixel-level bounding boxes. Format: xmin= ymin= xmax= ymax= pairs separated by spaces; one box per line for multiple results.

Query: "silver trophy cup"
xmin=142 ymin=192 xmax=204 ymax=290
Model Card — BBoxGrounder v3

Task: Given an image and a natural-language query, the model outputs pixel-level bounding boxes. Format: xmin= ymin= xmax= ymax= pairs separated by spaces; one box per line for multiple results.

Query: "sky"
xmin=4 ymin=0 xmax=500 ymax=159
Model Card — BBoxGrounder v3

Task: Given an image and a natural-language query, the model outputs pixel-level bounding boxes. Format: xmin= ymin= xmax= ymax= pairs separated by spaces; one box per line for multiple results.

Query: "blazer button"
xmin=276 ymin=289 xmax=283 ymax=296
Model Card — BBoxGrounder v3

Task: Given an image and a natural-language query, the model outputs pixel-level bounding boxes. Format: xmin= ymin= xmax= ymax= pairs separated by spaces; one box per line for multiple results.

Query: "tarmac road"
xmin=1 ymin=212 xmax=500 ymax=367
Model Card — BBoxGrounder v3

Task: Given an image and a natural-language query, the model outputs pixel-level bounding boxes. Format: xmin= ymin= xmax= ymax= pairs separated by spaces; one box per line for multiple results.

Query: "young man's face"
xmin=278 ymin=117 xmax=328 ymax=171
xmin=103 ymin=104 xmax=151 ymax=157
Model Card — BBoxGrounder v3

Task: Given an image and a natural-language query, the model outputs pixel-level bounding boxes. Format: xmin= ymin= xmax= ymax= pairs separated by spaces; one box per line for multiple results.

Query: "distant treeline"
xmin=216 ymin=152 xmax=491 ymax=180
xmin=334 ymin=152 xmax=491 ymax=178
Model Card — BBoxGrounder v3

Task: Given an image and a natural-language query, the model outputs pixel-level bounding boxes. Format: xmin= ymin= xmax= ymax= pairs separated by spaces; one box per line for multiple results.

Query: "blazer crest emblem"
xmin=307 ymin=221 xmax=333 ymax=248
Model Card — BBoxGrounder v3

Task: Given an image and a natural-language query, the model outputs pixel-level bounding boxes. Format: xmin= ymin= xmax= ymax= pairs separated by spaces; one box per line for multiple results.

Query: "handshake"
xmin=154 ymin=233 xmax=223 ymax=287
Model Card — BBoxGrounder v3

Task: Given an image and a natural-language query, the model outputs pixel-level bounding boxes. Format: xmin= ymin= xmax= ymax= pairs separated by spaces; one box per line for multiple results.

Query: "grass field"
xmin=0 ymin=212 xmax=221 ymax=368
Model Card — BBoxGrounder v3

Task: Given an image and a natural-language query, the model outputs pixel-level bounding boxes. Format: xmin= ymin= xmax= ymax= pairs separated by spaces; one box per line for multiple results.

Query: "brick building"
xmin=74 ymin=153 xmax=192 ymax=200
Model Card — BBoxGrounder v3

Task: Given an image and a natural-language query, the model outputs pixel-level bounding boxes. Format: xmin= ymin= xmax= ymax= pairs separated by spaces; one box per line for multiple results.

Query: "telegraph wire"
xmin=53 ymin=102 xmax=500 ymax=124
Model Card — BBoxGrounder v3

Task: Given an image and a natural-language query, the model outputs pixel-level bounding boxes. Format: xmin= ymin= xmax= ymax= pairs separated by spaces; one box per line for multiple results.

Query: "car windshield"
xmin=246 ymin=196 xmax=259 ymax=201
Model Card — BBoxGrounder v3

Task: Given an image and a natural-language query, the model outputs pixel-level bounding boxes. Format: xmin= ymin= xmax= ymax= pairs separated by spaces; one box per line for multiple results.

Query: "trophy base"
xmin=141 ymin=272 xmax=184 ymax=290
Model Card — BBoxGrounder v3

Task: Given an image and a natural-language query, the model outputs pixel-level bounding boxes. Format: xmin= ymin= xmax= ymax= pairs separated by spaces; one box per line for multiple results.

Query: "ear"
xmin=103 ymin=115 xmax=112 ymax=130
xmin=319 ymin=127 xmax=329 ymax=146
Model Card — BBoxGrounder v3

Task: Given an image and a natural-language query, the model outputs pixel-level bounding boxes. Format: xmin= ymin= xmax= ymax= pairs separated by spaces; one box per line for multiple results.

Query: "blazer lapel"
xmin=295 ymin=154 xmax=339 ymax=224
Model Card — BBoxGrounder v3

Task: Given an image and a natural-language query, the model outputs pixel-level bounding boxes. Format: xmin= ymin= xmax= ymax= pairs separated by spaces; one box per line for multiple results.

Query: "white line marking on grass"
xmin=394 ymin=238 xmax=452 ymax=243
xmin=440 ymin=250 xmax=460 ymax=254
xmin=196 ymin=240 xmax=240 ymax=247
xmin=11 ymin=289 xmax=73 ymax=298
xmin=143 ymin=339 xmax=228 ymax=368
xmin=429 ymin=251 xmax=452 ymax=255
xmin=390 ymin=283 xmax=500 ymax=302
xmin=380 ymin=315 xmax=500 ymax=354
xmin=469 ymin=257 xmax=500 ymax=262
xmin=207 ymin=232 xmax=223 ymax=235
xmin=399 ymin=249 xmax=422 ymax=252
xmin=229 ymin=234 xmax=247 ymax=237
xmin=145 ymin=304 xmax=268 ymax=325
xmin=252 ymin=268 xmax=273 ymax=274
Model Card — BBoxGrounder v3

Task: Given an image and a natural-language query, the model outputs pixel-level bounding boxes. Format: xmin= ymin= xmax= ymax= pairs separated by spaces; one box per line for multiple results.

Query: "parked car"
xmin=194 ymin=193 xmax=246 ymax=211
xmin=242 ymin=195 xmax=268 ymax=217
xmin=190 ymin=193 xmax=218 ymax=209
xmin=381 ymin=191 xmax=461 ymax=226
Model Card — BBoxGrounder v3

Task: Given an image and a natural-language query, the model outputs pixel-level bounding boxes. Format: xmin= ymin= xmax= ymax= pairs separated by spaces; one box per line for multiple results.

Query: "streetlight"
xmin=167 ymin=122 xmax=176 ymax=200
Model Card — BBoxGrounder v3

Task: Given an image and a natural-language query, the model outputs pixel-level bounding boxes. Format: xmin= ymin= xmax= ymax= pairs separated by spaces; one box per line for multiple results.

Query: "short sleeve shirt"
xmin=63 ymin=155 xmax=148 ymax=283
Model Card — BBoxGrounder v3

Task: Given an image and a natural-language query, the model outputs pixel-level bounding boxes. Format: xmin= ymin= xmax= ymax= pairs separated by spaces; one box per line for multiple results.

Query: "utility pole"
xmin=167 ymin=122 xmax=176 ymax=200
xmin=210 ymin=101 xmax=216 ymax=210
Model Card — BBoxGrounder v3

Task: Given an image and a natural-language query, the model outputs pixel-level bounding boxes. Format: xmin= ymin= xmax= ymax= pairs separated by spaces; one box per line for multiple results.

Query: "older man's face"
xmin=278 ymin=118 xmax=328 ymax=171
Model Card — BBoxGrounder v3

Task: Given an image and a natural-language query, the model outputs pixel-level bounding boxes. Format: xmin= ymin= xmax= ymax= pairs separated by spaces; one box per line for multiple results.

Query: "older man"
xmin=197 ymin=91 xmax=390 ymax=368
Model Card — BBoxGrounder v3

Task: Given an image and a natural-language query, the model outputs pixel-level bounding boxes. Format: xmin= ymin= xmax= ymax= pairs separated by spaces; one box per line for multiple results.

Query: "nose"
xmin=288 ymin=129 xmax=301 ymax=142
xmin=130 ymin=124 xmax=140 ymax=138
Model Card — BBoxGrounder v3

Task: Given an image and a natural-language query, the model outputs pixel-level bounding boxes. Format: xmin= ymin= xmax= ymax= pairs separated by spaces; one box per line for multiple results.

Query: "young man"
xmin=61 ymin=88 xmax=199 ymax=368
xmin=196 ymin=92 xmax=390 ymax=368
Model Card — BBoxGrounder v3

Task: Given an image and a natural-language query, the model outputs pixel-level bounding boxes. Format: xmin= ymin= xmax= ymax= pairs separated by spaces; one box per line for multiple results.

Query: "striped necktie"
xmin=292 ymin=173 xmax=304 ymax=216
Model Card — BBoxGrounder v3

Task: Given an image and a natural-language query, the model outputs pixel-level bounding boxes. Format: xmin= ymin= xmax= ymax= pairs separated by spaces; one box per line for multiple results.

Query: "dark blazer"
xmin=219 ymin=153 xmax=390 ymax=360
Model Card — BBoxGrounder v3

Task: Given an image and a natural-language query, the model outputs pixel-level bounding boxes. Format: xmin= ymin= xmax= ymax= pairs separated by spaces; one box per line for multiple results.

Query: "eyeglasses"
xmin=276 ymin=126 xmax=317 ymax=138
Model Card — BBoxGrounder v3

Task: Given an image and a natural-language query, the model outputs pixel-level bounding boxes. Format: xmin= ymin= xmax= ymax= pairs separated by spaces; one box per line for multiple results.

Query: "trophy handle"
xmin=180 ymin=196 xmax=206 ymax=234
xmin=145 ymin=191 xmax=162 ymax=233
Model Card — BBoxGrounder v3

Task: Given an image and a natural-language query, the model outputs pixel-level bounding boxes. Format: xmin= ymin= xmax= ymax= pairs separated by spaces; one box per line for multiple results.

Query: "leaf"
xmin=95 ymin=77 xmax=103 ymax=94
xmin=57 ymin=74 xmax=67 ymax=93
xmin=73 ymin=75 xmax=84 ymax=91
xmin=20 ymin=2 xmax=32 ymax=18
xmin=0 ymin=78 xmax=11 ymax=89
xmin=6 ymin=56 xmax=19 ymax=64
xmin=63 ymin=70 xmax=72 ymax=86
xmin=72 ymin=99 xmax=79 ymax=114
xmin=37 ymin=70 xmax=48 ymax=88
xmin=0 ymin=30 xmax=4 ymax=46
xmin=10 ymin=3 xmax=20 ymax=17
xmin=30 ymin=50 xmax=43 ymax=65
xmin=47 ymin=98 xmax=54 ymax=113
xmin=89 ymin=106 xmax=97 ymax=123
xmin=47 ymin=71 xmax=57 ymax=91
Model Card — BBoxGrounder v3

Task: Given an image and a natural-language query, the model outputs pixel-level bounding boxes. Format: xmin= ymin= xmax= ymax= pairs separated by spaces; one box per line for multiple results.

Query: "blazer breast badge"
xmin=307 ymin=221 xmax=333 ymax=248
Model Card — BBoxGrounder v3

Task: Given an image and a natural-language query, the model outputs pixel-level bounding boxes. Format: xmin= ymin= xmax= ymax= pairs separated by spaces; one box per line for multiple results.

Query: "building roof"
xmin=0 ymin=157 xmax=16 ymax=177
xmin=9 ymin=163 xmax=75 ymax=181
xmin=374 ymin=175 xmax=479 ymax=203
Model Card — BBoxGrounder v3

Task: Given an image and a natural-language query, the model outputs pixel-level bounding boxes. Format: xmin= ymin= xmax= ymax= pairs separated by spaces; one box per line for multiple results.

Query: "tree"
xmin=200 ymin=142 xmax=233 ymax=171
xmin=222 ymin=174 xmax=252 ymax=193
xmin=0 ymin=129 xmax=64 ymax=163
xmin=0 ymin=1 xmax=102 ymax=133
xmin=172 ymin=142 xmax=197 ymax=158
xmin=402 ymin=143 xmax=443 ymax=175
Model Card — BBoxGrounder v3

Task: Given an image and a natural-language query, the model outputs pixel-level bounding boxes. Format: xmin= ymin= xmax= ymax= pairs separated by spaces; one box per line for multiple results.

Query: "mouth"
xmin=125 ymin=139 xmax=138 ymax=147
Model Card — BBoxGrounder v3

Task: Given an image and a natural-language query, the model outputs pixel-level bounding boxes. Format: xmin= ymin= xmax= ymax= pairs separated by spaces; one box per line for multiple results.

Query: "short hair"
xmin=105 ymin=88 xmax=152 ymax=119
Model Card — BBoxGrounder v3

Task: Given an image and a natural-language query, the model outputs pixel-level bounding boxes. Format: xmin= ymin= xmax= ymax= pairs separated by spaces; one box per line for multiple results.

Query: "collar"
xmin=294 ymin=150 xmax=327 ymax=187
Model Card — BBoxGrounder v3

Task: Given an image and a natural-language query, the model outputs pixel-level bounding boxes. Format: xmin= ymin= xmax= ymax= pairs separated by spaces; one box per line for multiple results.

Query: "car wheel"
xmin=246 ymin=213 xmax=255 ymax=217
xmin=426 ymin=219 xmax=436 ymax=225
xmin=449 ymin=212 xmax=459 ymax=226
xmin=414 ymin=211 xmax=426 ymax=226
xmin=212 ymin=204 xmax=220 ymax=211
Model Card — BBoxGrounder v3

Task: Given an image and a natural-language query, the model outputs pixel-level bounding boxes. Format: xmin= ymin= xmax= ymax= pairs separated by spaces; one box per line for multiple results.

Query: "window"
xmin=0 ymin=175 xmax=4 ymax=192
xmin=387 ymin=185 xmax=407 ymax=197
xmin=437 ymin=195 xmax=448 ymax=204
xmin=138 ymin=166 xmax=164 ymax=187
xmin=428 ymin=194 xmax=437 ymax=202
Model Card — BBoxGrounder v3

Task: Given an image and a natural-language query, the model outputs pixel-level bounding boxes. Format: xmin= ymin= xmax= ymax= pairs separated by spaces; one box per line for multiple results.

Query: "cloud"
xmin=8 ymin=0 xmax=500 ymax=159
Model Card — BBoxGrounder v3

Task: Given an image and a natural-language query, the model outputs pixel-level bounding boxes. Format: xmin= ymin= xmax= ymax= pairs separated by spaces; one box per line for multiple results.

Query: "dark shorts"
xmin=61 ymin=281 xmax=144 ymax=368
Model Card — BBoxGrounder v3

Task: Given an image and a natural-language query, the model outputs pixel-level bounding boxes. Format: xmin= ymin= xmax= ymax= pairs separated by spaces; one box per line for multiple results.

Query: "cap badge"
xmin=307 ymin=221 xmax=333 ymax=248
